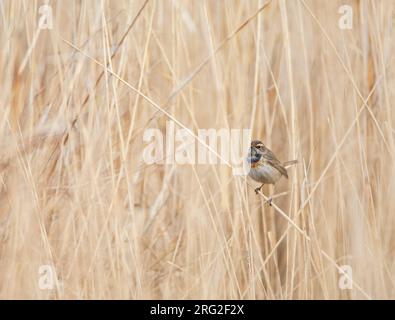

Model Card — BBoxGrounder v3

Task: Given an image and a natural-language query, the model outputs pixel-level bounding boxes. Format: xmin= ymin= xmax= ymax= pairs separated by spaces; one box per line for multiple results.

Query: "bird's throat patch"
xmin=247 ymin=150 xmax=262 ymax=167
xmin=250 ymin=161 xmax=260 ymax=168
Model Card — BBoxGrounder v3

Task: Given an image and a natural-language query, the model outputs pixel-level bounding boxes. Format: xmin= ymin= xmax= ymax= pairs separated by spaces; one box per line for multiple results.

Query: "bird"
xmin=247 ymin=140 xmax=297 ymax=204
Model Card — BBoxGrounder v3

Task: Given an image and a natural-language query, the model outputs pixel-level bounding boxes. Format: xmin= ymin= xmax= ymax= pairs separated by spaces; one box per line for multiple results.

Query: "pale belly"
xmin=248 ymin=164 xmax=282 ymax=184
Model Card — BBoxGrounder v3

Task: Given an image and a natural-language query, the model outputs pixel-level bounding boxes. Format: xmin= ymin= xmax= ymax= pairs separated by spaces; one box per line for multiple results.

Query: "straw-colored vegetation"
xmin=0 ymin=0 xmax=394 ymax=299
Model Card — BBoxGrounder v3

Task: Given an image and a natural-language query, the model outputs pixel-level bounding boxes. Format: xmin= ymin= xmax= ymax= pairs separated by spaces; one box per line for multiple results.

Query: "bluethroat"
xmin=247 ymin=140 xmax=297 ymax=204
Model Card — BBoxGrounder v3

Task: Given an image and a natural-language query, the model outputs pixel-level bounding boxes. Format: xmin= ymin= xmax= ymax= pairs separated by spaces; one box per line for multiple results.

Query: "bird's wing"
xmin=262 ymin=148 xmax=281 ymax=163
xmin=263 ymin=148 xmax=288 ymax=178
xmin=271 ymin=162 xmax=288 ymax=178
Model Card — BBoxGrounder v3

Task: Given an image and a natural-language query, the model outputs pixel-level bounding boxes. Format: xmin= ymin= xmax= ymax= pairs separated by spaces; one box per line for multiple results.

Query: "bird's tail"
xmin=282 ymin=160 xmax=298 ymax=168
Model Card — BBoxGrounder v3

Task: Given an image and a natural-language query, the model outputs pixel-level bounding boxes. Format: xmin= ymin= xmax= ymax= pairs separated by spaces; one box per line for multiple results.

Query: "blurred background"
xmin=0 ymin=0 xmax=394 ymax=299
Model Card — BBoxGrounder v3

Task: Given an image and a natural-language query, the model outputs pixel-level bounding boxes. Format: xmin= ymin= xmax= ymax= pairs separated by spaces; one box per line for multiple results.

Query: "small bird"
xmin=247 ymin=140 xmax=297 ymax=204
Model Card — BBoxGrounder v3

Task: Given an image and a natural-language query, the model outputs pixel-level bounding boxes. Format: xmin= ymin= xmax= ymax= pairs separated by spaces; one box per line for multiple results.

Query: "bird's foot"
xmin=266 ymin=197 xmax=273 ymax=206
xmin=254 ymin=187 xmax=260 ymax=194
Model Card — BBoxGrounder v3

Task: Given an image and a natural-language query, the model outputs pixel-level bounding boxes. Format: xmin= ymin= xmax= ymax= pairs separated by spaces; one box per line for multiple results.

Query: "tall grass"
xmin=0 ymin=0 xmax=394 ymax=299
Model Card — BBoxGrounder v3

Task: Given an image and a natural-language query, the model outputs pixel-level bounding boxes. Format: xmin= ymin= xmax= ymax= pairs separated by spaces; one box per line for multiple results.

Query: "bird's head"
xmin=247 ymin=140 xmax=266 ymax=163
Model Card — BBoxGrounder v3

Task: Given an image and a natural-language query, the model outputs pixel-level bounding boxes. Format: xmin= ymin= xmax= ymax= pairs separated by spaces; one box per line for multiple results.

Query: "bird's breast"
xmin=248 ymin=163 xmax=282 ymax=184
